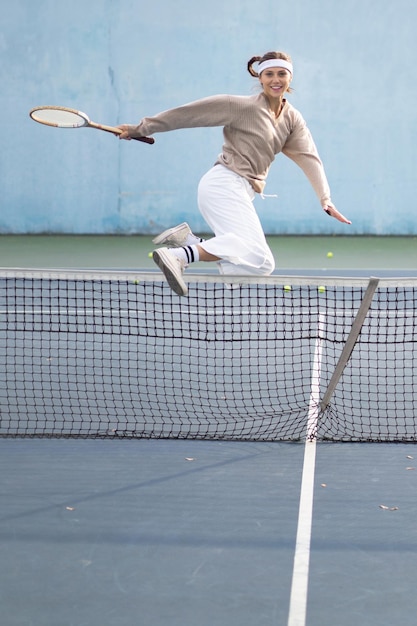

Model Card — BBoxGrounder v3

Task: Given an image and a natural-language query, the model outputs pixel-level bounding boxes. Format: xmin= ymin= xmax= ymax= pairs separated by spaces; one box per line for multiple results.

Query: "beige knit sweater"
xmin=127 ymin=92 xmax=331 ymax=205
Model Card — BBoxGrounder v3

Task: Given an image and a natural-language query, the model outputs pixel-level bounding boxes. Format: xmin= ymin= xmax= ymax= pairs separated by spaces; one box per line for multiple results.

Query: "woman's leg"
xmin=197 ymin=165 xmax=275 ymax=276
xmin=152 ymin=165 xmax=275 ymax=295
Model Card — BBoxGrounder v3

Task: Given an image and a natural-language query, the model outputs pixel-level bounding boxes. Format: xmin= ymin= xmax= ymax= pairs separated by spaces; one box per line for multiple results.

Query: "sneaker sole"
xmin=152 ymin=249 xmax=188 ymax=296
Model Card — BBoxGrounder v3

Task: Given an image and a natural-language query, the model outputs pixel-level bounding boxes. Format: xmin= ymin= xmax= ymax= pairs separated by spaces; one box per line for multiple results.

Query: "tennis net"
xmin=0 ymin=269 xmax=416 ymax=441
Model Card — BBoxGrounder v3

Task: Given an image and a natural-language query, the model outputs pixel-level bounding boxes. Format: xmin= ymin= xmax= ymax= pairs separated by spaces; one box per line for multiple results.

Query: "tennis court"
xmin=0 ymin=235 xmax=416 ymax=626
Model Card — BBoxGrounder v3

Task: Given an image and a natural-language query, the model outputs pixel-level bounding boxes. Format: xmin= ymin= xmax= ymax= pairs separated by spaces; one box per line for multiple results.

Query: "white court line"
xmin=287 ymin=314 xmax=324 ymax=626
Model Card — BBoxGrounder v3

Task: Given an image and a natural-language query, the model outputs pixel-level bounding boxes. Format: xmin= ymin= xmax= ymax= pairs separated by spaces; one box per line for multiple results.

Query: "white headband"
xmin=257 ymin=59 xmax=293 ymax=76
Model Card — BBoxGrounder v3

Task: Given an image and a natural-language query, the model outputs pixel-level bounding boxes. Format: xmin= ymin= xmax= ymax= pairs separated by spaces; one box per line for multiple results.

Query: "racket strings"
xmin=30 ymin=107 xmax=88 ymax=128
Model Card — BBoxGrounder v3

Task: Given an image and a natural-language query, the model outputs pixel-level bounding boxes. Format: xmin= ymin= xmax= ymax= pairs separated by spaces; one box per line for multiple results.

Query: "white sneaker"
xmin=152 ymin=248 xmax=188 ymax=296
xmin=152 ymin=222 xmax=192 ymax=247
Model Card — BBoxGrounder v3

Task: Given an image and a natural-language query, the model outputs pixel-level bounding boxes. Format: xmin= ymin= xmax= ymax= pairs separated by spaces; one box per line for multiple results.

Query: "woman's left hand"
xmin=323 ymin=205 xmax=352 ymax=224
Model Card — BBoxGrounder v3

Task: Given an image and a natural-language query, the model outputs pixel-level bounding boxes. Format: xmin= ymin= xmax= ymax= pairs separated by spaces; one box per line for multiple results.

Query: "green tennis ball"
xmin=283 ymin=285 xmax=292 ymax=292
xmin=327 ymin=251 xmax=334 ymax=258
xmin=148 ymin=252 xmax=153 ymax=258
xmin=318 ymin=285 xmax=326 ymax=293
xmin=133 ymin=280 xmax=139 ymax=285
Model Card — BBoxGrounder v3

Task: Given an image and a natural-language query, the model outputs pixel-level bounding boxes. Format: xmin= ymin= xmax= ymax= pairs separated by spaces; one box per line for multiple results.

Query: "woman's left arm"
xmin=282 ymin=118 xmax=351 ymax=224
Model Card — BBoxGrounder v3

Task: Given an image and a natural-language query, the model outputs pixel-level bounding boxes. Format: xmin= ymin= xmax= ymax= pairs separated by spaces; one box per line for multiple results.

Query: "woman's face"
xmin=259 ymin=67 xmax=292 ymax=100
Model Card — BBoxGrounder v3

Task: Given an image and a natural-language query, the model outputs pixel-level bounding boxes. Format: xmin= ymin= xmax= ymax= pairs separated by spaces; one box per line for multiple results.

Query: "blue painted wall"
xmin=2 ymin=0 xmax=417 ymax=235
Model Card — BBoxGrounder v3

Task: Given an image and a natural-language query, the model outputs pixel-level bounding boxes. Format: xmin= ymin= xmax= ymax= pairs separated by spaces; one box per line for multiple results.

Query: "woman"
xmin=118 ymin=51 xmax=351 ymax=296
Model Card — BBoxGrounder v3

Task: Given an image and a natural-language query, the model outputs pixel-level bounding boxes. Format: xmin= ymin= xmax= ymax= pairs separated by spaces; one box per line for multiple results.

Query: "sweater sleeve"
xmin=282 ymin=114 xmax=332 ymax=207
xmin=126 ymin=95 xmax=234 ymax=138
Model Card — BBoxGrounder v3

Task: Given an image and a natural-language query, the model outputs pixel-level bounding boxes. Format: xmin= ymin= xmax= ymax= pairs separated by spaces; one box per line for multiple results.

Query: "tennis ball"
xmin=327 ymin=251 xmax=334 ymax=258
xmin=148 ymin=252 xmax=153 ymax=258
xmin=283 ymin=285 xmax=292 ymax=292
xmin=318 ymin=285 xmax=326 ymax=293
xmin=133 ymin=279 xmax=139 ymax=285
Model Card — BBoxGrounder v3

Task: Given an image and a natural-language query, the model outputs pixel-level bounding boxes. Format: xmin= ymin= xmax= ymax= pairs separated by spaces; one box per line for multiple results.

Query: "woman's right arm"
xmin=119 ymin=95 xmax=234 ymax=139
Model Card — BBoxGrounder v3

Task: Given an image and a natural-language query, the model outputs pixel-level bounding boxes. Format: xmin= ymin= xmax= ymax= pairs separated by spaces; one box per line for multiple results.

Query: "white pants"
xmin=197 ymin=165 xmax=275 ymax=276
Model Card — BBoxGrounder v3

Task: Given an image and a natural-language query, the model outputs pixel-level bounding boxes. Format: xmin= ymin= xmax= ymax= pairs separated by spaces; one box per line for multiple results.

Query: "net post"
xmin=320 ymin=277 xmax=380 ymax=412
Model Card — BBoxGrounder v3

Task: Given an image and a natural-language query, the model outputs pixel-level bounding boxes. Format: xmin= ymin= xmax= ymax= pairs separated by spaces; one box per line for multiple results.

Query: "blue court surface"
xmin=1 ymin=438 xmax=417 ymax=626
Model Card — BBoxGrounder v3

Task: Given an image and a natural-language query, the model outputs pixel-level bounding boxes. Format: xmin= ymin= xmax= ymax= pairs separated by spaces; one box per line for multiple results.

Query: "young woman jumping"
xmin=118 ymin=50 xmax=351 ymax=296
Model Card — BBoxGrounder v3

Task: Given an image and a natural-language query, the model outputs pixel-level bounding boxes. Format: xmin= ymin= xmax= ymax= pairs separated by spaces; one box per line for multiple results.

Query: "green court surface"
xmin=0 ymin=234 xmax=415 ymax=271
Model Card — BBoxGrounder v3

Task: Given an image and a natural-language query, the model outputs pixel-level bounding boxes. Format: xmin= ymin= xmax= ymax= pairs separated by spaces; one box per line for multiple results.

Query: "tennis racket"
xmin=29 ymin=105 xmax=154 ymax=144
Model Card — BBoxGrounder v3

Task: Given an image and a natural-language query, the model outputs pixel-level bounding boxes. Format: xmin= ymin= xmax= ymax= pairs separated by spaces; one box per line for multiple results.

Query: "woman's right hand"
xmin=117 ymin=124 xmax=132 ymax=140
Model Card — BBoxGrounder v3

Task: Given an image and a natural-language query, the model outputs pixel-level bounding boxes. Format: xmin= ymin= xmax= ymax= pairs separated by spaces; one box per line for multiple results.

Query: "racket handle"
xmin=89 ymin=121 xmax=155 ymax=144
xmin=134 ymin=136 xmax=155 ymax=145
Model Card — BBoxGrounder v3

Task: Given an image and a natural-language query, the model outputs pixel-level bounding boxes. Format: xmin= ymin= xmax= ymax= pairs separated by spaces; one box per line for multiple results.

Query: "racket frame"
xmin=29 ymin=105 xmax=154 ymax=144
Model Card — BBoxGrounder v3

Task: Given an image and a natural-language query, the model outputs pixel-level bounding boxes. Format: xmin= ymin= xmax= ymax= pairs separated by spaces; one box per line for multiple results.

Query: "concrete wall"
xmin=2 ymin=0 xmax=417 ymax=235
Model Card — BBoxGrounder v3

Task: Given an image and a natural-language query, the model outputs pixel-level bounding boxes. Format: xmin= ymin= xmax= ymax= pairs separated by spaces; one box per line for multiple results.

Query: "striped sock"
xmin=170 ymin=245 xmax=200 ymax=265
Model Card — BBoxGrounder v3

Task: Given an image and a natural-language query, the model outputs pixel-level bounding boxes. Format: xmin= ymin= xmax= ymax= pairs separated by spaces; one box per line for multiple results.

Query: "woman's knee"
xmin=263 ymin=255 xmax=275 ymax=275
xmin=226 ymin=253 xmax=275 ymax=276
xmin=247 ymin=246 xmax=275 ymax=275
xmin=256 ymin=254 xmax=275 ymax=275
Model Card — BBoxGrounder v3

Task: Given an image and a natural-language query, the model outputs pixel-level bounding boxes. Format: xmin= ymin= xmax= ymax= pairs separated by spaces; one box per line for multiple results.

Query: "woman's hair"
xmin=247 ymin=51 xmax=293 ymax=92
